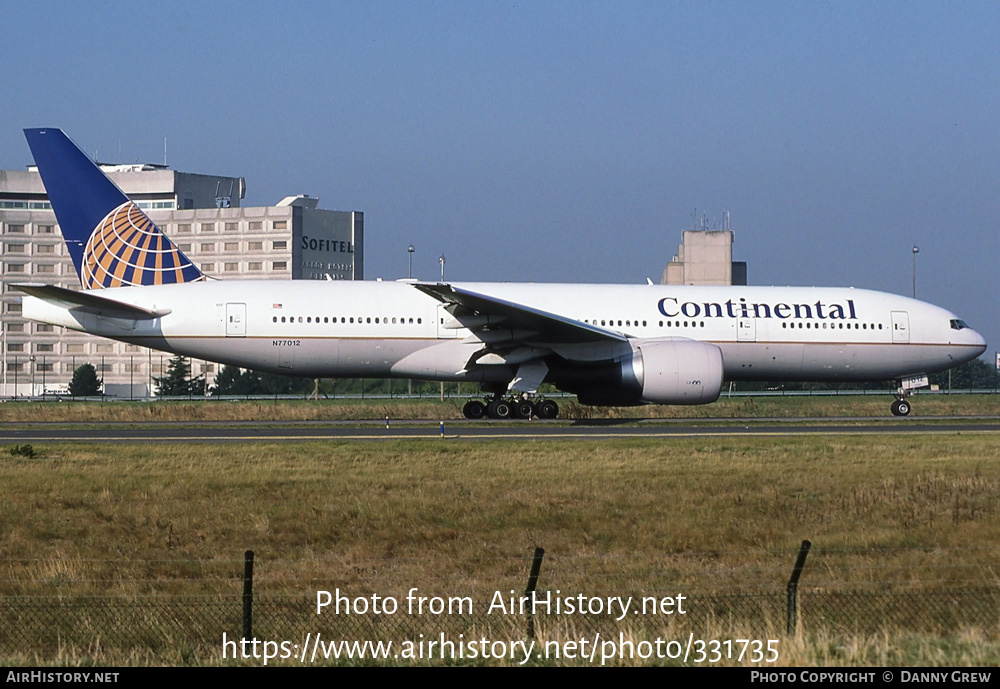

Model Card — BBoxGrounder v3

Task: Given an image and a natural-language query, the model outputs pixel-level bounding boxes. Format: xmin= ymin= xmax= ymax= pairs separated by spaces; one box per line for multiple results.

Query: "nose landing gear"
xmin=890 ymin=374 xmax=928 ymax=416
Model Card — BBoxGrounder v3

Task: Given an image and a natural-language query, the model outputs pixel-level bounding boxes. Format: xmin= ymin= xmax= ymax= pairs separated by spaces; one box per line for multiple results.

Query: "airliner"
xmin=15 ymin=128 xmax=987 ymax=419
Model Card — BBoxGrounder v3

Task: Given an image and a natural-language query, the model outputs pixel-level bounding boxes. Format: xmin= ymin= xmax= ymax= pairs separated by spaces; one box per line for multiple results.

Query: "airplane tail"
xmin=23 ymin=128 xmax=204 ymax=290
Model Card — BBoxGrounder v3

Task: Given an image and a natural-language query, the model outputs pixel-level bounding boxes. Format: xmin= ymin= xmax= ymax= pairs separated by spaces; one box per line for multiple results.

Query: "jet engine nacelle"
xmin=628 ymin=339 xmax=725 ymax=405
xmin=564 ymin=339 xmax=725 ymax=406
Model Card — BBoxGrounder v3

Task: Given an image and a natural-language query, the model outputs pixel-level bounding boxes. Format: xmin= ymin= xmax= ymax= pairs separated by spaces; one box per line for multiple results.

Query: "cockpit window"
xmin=950 ymin=319 xmax=969 ymax=330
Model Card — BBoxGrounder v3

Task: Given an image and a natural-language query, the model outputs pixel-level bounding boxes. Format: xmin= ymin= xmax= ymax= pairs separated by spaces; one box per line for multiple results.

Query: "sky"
xmin=2 ymin=1 xmax=997 ymax=356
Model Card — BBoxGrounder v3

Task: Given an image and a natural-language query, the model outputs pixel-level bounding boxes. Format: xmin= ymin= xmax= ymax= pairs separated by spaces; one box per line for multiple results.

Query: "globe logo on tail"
xmin=82 ymin=201 xmax=204 ymax=290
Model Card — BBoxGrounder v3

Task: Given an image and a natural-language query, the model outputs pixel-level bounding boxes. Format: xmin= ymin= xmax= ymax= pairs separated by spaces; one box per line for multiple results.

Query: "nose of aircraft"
xmin=954 ymin=325 xmax=988 ymax=365
xmin=968 ymin=327 xmax=987 ymax=357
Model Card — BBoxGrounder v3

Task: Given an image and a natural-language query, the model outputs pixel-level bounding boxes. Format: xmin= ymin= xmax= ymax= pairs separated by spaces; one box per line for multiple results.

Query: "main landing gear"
xmin=462 ymin=396 xmax=559 ymax=420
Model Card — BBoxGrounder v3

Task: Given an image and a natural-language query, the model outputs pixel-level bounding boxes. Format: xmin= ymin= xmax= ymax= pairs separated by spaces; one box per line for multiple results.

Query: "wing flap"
xmin=508 ymin=360 xmax=549 ymax=393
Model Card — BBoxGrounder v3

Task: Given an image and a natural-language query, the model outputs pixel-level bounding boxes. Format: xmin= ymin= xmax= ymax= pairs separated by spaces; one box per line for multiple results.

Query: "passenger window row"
xmin=781 ymin=322 xmax=883 ymax=330
xmin=584 ymin=319 xmax=707 ymax=329
xmin=272 ymin=316 xmax=423 ymax=325
xmin=584 ymin=319 xmax=649 ymax=328
xmin=582 ymin=318 xmax=883 ymax=331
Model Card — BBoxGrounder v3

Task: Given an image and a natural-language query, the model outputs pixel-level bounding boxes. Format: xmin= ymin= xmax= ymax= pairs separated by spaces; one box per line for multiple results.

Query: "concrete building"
xmin=660 ymin=229 xmax=747 ymax=286
xmin=1 ymin=164 xmax=362 ymax=397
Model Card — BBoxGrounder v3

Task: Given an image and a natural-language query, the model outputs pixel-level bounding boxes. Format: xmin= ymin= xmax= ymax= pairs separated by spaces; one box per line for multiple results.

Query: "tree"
xmin=68 ymin=363 xmax=102 ymax=396
xmin=211 ymin=365 xmax=264 ymax=396
xmin=257 ymin=371 xmax=312 ymax=395
xmin=154 ymin=355 xmax=205 ymax=397
xmin=930 ymin=358 xmax=1000 ymax=390
xmin=211 ymin=365 xmax=313 ymax=396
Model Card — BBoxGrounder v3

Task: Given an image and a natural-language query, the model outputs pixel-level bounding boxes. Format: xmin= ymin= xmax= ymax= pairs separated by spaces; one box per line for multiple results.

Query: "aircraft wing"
xmin=413 ymin=282 xmax=627 ymax=344
xmin=13 ymin=284 xmax=171 ymax=320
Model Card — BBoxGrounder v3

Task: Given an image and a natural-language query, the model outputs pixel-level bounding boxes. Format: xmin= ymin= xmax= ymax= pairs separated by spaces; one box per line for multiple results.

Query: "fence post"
xmin=524 ymin=547 xmax=545 ymax=639
xmin=786 ymin=540 xmax=811 ymax=635
xmin=243 ymin=550 xmax=255 ymax=640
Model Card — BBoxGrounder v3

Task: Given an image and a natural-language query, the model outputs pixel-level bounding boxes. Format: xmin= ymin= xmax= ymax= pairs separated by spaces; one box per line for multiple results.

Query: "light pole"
xmin=408 ymin=245 xmax=414 ymax=279
xmin=29 ymin=355 xmax=36 ymax=398
xmin=439 ymin=254 xmax=446 ymax=282
xmin=911 ymin=245 xmax=919 ymax=298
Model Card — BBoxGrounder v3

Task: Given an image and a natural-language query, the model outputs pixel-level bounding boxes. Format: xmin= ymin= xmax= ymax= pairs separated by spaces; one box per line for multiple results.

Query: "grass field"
xmin=1 ymin=430 xmax=998 ymax=665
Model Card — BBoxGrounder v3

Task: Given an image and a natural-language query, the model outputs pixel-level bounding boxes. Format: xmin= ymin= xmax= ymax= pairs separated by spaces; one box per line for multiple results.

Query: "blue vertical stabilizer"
xmin=23 ymin=128 xmax=204 ymax=290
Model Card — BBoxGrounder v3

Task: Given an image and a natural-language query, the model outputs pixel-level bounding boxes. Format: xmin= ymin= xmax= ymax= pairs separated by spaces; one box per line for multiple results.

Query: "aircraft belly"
xmin=278 ymin=338 xmax=431 ymax=377
xmin=723 ymin=342 xmax=962 ymax=381
xmin=337 ymin=338 xmax=389 ymax=376
xmin=121 ymin=337 xmax=431 ymax=378
xmin=138 ymin=337 xmax=290 ymax=374
xmin=721 ymin=342 xmax=805 ymax=379
xmin=390 ymin=340 xmax=512 ymax=382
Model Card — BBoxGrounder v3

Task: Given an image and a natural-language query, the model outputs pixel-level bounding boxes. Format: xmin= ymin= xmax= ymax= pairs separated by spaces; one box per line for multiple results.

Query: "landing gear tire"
xmin=513 ymin=400 xmax=535 ymax=419
xmin=469 ymin=394 xmax=556 ymax=420
xmin=536 ymin=399 xmax=559 ymax=419
xmin=891 ymin=399 xmax=911 ymax=417
xmin=463 ymin=400 xmax=486 ymax=420
xmin=486 ymin=399 xmax=512 ymax=419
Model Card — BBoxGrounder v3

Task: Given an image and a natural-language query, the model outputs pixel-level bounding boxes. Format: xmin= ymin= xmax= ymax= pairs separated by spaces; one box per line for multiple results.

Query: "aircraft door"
xmin=737 ymin=317 xmax=756 ymax=342
xmin=436 ymin=304 xmax=461 ymax=339
xmin=891 ymin=311 xmax=909 ymax=343
xmin=226 ymin=303 xmax=247 ymax=337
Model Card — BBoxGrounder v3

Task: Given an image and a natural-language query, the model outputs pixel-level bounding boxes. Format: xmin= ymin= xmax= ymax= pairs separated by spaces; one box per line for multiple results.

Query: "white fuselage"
xmin=23 ymin=280 xmax=987 ymax=385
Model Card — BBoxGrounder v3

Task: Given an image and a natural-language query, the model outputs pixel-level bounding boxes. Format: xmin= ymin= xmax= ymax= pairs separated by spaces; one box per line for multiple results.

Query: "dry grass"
xmin=10 ymin=625 xmax=998 ymax=667
xmin=0 ymin=398 xmax=464 ymax=423
xmin=1 ymin=435 xmax=998 ymax=593
xmin=562 ymin=393 xmax=1000 ymax=420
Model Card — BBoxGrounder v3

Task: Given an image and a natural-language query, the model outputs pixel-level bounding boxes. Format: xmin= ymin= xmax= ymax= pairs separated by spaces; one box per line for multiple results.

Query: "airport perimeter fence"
xmin=2 ymin=589 xmax=999 ymax=662
xmin=1 ymin=548 xmax=999 ymax=662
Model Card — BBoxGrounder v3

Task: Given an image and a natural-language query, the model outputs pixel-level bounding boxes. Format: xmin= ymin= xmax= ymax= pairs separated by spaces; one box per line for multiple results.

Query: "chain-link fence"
xmin=2 ymin=588 xmax=997 ymax=660
xmin=2 ymin=543 xmax=998 ymax=663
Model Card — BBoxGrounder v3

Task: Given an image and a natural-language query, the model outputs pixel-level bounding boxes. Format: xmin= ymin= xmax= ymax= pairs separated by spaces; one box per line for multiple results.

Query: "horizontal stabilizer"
xmin=13 ymin=284 xmax=171 ymax=319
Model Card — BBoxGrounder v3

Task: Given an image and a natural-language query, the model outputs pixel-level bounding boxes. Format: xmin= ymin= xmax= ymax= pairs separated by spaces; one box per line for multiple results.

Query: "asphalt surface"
xmin=3 ymin=418 xmax=999 ymax=443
